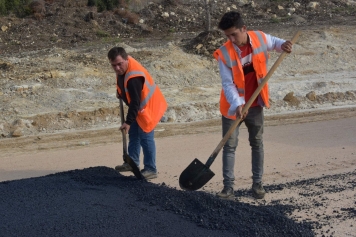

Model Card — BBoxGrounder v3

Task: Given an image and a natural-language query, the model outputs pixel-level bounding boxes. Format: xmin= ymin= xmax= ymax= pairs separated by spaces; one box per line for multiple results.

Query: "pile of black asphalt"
xmin=0 ymin=166 xmax=315 ymax=237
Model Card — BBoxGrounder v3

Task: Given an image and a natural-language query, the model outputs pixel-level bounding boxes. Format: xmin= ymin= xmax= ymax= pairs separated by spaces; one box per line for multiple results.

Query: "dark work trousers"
xmin=221 ymin=106 xmax=264 ymax=188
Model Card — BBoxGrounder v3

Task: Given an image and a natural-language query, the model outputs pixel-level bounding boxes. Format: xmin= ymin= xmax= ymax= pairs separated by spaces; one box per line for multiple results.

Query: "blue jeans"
xmin=128 ymin=121 xmax=157 ymax=173
xmin=221 ymin=106 xmax=264 ymax=188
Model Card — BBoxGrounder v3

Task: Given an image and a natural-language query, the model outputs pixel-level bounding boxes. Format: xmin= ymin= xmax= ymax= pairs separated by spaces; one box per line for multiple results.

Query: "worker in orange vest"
xmin=213 ymin=11 xmax=293 ymax=199
xmin=108 ymin=47 xmax=167 ymax=180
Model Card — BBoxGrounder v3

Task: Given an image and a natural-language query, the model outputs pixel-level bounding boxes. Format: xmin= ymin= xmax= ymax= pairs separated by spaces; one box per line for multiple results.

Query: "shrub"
xmin=29 ymin=0 xmax=45 ymax=14
xmin=0 ymin=0 xmax=32 ymax=17
xmin=90 ymin=0 xmax=120 ymax=12
xmin=96 ymin=29 xmax=110 ymax=37
xmin=0 ymin=0 xmax=5 ymax=15
xmin=114 ymin=8 xmax=139 ymax=24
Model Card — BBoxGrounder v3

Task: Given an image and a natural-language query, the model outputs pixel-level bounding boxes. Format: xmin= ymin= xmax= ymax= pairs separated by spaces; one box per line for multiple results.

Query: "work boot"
xmin=141 ymin=169 xmax=157 ymax=180
xmin=115 ymin=163 xmax=133 ymax=172
xmin=252 ymin=182 xmax=266 ymax=199
xmin=217 ymin=187 xmax=234 ymax=199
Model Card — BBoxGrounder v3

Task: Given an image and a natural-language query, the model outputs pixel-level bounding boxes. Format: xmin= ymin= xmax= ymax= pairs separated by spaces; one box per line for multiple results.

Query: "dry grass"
xmin=113 ymin=8 xmax=139 ymax=24
xmin=29 ymin=0 xmax=45 ymax=14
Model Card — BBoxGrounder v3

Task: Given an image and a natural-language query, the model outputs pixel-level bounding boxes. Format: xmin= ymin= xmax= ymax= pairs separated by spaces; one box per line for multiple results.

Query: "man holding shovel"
xmin=214 ymin=11 xmax=293 ymax=199
xmin=108 ymin=47 xmax=167 ymax=180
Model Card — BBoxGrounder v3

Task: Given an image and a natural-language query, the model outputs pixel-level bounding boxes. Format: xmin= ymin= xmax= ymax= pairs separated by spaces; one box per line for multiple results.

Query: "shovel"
xmin=119 ymin=98 xmax=145 ymax=180
xmin=179 ymin=31 xmax=301 ymax=191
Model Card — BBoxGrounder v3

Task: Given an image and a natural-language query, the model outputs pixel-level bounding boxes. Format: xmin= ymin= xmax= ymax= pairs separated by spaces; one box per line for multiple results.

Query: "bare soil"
xmin=1 ymin=0 xmax=356 ymax=139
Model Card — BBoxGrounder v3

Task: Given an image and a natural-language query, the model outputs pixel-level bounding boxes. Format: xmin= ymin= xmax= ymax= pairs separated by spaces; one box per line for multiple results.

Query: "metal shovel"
xmin=119 ymin=98 xmax=144 ymax=180
xmin=179 ymin=31 xmax=301 ymax=191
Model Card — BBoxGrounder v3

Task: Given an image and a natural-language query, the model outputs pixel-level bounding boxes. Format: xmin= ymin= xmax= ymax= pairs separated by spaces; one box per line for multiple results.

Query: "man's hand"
xmin=281 ymin=40 xmax=293 ymax=53
xmin=120 ymin=123 xmax=130 ymax=134
xmin=236 ymin=105 xmax=248 ymax=120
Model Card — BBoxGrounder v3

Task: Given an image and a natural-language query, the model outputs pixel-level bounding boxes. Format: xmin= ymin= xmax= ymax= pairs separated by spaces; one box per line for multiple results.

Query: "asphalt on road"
xmin=0 ymin=166 xmax=315 ymax=237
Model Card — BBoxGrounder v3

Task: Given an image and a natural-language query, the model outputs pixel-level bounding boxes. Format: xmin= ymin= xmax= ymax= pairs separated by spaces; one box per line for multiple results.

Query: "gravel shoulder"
xmin=0 ymin=106 xmax=355 ymax=156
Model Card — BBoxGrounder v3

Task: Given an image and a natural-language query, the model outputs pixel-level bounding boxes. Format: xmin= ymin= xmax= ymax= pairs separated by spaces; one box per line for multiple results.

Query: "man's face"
xmin=110 ymin=55 xmax=128 ymax=76
xmin=223 ymin=26 xmax=247 ymax=46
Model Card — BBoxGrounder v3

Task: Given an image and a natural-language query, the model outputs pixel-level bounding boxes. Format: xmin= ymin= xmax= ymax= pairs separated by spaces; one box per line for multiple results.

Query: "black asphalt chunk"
xmin=0 ymin=167 xmax=314 ymax=237
xmin=234 ymin=169 xmax=356 ymax=234
xmin=262 ymin=170 xmax=356 ymax=195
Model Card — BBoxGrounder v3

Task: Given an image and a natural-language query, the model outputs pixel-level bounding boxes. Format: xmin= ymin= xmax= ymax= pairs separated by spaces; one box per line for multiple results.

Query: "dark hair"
xmin=107 ymin=47 xmax=128 ymax=61
xmin=218 ymin=11 xmax=245 ymax=30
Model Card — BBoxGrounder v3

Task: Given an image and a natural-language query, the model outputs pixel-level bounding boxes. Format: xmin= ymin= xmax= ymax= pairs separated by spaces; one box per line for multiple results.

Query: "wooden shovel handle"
xmin=205 ymin=30 xmax=301 ymax=168
xmin=119 ymin=98 xmax=128 ymax=155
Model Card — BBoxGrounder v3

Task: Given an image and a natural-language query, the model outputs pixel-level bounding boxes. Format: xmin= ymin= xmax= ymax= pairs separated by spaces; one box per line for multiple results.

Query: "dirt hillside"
xmin=1 ymin=0 xmax=356 ymax=140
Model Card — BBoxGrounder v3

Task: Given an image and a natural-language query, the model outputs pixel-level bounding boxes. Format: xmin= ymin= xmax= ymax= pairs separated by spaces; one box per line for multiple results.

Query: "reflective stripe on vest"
xmin=139 ymin=81 xmax=156 ymax=110
xmin=252 ymin=31 xmax=268 ymax=85
xmin=220 ymin=46 xmax=237 ymax=68
xmin=253 ymin=31 xmax=269 ymax=64
xmin=124 ymin=70 xmax=157 ymax=110
xmin=213 ymin=30 xmax=271 ymax=119
xmin=219 ymin=45 xmax=244 ymax=96
xmin=217 ymin=31 xmax=269 ymax=95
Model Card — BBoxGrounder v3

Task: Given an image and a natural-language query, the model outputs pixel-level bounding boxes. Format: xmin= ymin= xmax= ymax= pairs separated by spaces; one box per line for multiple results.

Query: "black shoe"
xmin=141 ymin=169 xmax=157 ymax=180
xmin=252 ymin=182 xmax=266 ymax=199
xmin=115 ymin=163 xmax=133 ymax=172
xmin=217 ymin=187 xmax=234 ymax=198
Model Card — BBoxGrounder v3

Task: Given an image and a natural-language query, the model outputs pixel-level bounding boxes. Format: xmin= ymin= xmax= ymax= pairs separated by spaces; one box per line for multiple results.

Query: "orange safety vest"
xmin=213 ymin=30 xmax=270 ymax=120
xmin=116 ymin=56 xmax=167 ymax=133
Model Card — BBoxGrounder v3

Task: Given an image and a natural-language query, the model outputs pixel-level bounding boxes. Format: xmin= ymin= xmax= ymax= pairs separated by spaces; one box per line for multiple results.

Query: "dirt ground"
xmin=1 ymin=114 xmax=355 ymax=237
xmin=1 ymin=0 xmax=356 ymax=236
xmin=1 ymin=0 xmax=356 ymax=138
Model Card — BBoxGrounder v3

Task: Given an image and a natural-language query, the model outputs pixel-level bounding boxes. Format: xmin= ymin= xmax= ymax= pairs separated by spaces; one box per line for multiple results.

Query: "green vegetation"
xmin=101 ymin=37 xmax=121 ymax=44
xmin=0 ymin=0 xmax=32 ymax=17
xmin=0 ymin=0 xmax=125 ymax=16
xmin=331 ymin=6 xmax=356 ymax=14
xmin=270 ymin=15 xmax=291 ymax=24
xmin=83 ymin=36 xmax=121 ymax=47
xmin=50 ymin=36 xmax=58 ymax=42
xmin=0 ymin=1 xmax=5 ymax=15
xmin=87 ymin=0 xmax=123 ymax=12
xmin=270 ymin=17 xmax=281 ymax=23
xmin=96 ymin=30 xmax=110 ymax=38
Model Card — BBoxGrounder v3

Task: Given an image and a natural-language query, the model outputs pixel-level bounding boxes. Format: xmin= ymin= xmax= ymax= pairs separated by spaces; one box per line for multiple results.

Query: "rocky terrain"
xmin=1 ymin=0 xmax=356 ymax=139
xmin=1 ymin=1 xmax=356 ymax=236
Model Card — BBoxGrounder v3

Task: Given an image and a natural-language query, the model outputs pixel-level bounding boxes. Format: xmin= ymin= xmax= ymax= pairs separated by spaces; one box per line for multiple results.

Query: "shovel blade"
xmin=179 ymin=158 xmax=215 ymax=191
xmin=124 ymin=154 xmax=145 ymax=180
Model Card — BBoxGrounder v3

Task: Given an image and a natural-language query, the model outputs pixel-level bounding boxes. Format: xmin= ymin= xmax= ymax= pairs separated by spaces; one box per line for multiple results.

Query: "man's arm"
xmin=126 ymin=77 xmax=144 ymax=124
xmin=265 ymin=33 xmax=293 ymax=53
xmin=120 ymin=77 xmax=144 ymax=133
xmin=218 ymin=57 xmax=245 ymax=116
